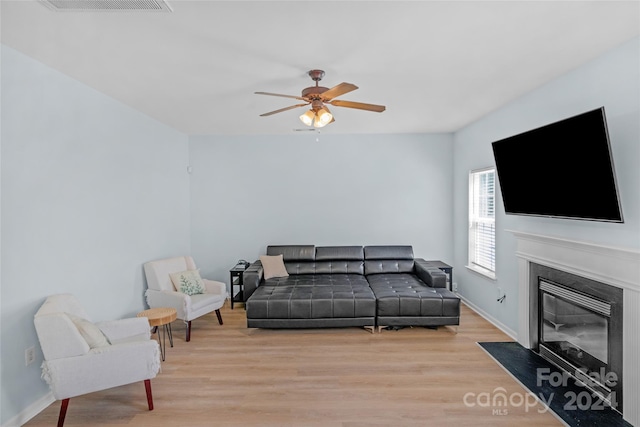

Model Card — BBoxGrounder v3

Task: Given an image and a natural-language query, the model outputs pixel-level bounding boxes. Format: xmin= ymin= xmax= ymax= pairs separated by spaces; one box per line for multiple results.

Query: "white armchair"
xmin=34 ymin=294 xmax=161 ymax=427
xmin=144 ymin=256 xmax=227 ymax=342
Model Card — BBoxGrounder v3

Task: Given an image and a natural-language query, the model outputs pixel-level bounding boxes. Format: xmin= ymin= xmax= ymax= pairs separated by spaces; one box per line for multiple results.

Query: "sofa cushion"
xmin=247 ymin=274 xmax=376 ymax=320
xmin=364 ymin=246 xmax=414 ymax=260
xmin=266 ymin=245 xmax=315 ymax=261
xmin=263 ymin=246 xmax=368 ymax=275
xmin=315 ymin=261 xmax=364 ymax=275
xmin=284 ymin=262 xmax=316 ymax=275
xmin=283 ymin=261 xmax=364 ymax=275
xmin=316 ymin=246 xmax=364 ymax=261
xmin=364 ymin=246 xmax=415 ymax=275
xmin=364 ymin=260 xmax=415 ymax=275
xmin=366 ymin=273 xmax=460 ymax=317
xmin=260 ymin=255 xmax=289 ymax=280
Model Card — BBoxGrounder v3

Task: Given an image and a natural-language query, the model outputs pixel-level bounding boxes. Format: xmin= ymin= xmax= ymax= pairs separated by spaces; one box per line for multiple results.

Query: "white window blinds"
xmin=469 ymin=168 xmax=496 ymax=275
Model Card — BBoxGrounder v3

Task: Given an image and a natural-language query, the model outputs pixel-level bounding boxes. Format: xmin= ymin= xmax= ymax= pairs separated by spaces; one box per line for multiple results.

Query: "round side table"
xmin=137 ymin=307 xmax=177 ymax=361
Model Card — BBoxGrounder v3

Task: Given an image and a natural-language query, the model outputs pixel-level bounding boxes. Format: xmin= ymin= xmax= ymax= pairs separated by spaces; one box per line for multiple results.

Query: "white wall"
xmin=0 ymin=46 xmax=191 ymax=425
xmin=189 ymin=133 xmax=454 ymax=287
xmin=452 ymin=37 xmax=640 ymax=336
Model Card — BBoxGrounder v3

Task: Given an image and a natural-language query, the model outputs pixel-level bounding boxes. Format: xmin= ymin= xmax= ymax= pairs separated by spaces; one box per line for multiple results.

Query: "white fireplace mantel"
xmin=509 ymin=230 xmax=640 ymax=426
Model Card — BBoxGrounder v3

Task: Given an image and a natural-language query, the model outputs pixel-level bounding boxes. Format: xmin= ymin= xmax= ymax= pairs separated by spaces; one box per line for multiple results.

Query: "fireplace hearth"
xmin=531 ymin=263 xmax=623 ymax=412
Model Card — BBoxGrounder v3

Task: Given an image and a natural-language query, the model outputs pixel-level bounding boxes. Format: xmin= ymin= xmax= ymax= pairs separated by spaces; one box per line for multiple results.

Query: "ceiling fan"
xmin=255 ymin=70 xmax=386 ymax=128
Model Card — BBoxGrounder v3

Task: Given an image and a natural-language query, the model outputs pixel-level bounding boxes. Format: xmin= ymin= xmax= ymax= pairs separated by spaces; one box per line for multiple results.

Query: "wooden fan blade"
xmin=259 ymin=103 xmax=309 ymax=117
xmin=321 ymin=83 xmax=358 ymax=101
xmin=255 ymin=91 xmax=307 ymax=101
xmin=329 ymin=99 xmax=386 ymax=112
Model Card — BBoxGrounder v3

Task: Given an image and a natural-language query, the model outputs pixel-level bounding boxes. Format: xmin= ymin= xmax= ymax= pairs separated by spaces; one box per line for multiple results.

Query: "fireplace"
xmin=510 ymin=230 xmax=640 ymax=426
xmin=531 ymin=263 xmax=623 ymax=411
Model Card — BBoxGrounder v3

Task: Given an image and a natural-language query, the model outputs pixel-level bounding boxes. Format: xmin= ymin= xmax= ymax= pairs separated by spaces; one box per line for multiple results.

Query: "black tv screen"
xmin=491 ymin=107 xmax=623 ymax=222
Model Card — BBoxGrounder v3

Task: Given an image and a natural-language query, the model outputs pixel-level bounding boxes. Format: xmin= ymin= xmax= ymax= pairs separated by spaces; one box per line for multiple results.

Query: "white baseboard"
xmin=2 ymin=392 xmax=54 ymax=427
xmin=458 ymin=293 xmax=518 ymax=340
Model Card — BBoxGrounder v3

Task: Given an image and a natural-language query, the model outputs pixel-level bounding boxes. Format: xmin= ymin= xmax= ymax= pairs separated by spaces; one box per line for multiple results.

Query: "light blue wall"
xmin=2 ymin=32 xmax=638 ymax=427
xmin=452 ymin=37 xmax=640 ymax=335
xmin=0 ymin=46 xmax=191 ymax=425
xmin=189 ymin=133 xmax=454 ymax=288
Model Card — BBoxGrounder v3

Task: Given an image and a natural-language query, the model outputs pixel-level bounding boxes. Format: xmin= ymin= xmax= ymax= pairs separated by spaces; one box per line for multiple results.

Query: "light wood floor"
xmin=25 ymin=303 xmax=562 ymax=426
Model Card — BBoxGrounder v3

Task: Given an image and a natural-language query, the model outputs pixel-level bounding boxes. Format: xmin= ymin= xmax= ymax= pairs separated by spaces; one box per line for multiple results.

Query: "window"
xmin=468 ymin=167 xmax=496 ymax=279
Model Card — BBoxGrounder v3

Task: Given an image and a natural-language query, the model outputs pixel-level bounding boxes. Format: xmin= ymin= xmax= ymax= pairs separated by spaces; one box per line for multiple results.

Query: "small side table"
xmin=229 ymin=265 xmax=246 ymax=309
xmin=137 ymin=307 xmax=177 ymax=361
xmin=423 ymin=261 xmax=453 ymax=291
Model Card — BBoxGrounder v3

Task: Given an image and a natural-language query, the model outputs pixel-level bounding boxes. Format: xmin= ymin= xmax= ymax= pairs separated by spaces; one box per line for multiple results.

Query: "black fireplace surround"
xmin=242 ymin=245 xmax=460 ymax=329
xmin=530 ymin=263 xmax=624 ymax=412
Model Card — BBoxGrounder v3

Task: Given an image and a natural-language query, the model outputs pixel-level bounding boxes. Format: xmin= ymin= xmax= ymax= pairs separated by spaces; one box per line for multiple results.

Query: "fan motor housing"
xmin=302 ymin=86 xmax=329 ymax=99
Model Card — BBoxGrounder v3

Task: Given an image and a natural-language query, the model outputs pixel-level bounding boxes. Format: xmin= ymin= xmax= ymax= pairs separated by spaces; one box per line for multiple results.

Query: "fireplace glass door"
xmin=539 ymin=279 xmax=609 ymax=375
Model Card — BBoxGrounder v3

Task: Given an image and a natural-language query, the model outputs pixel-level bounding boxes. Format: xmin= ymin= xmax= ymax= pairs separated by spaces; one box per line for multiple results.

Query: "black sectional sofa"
xmin=243 ymin=245 xmax=460 ymax=331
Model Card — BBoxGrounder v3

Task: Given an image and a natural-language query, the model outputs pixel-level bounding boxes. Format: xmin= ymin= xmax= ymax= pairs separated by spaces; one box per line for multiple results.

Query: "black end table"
xmin=229 ymin=265 xmax=246 ymax=309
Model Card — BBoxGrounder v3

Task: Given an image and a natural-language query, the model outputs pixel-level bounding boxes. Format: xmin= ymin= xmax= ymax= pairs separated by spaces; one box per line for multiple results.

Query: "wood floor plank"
xmin=24 ymin=303 xmax=561 ymax=426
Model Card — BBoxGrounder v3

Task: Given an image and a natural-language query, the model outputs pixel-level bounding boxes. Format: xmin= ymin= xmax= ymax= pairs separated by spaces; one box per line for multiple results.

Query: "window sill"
xmin=465 ymin=265 xmax=497 ymax=281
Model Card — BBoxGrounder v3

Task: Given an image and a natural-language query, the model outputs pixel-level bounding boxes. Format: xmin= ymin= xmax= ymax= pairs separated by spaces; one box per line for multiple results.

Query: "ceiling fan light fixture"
xmin=257 ymin=70 xmax=385 ymax=128
xmin=313 ymin=115 xmax=326 ymax=128
xmin=299 ymin=110 xmax=315 ymax=126
xmin=314 ymin=107 xmax=333 ymax=127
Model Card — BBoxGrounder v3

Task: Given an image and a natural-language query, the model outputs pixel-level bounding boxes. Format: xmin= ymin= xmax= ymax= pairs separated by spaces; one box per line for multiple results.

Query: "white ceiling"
xmin=1 ymin=1 xmax=639 ymax=135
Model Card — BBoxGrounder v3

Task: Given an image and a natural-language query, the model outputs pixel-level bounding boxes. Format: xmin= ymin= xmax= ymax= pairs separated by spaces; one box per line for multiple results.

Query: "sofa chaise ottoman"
xmin=243 ymin=245 xmax=460 ymax=330
xmin=363 ymin=246 xmax=460 ymax=328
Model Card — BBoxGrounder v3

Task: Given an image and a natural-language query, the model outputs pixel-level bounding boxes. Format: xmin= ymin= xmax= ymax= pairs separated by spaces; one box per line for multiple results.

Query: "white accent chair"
xmin=144 ymin=256 xmax=227 ymax=342
xmin=34 ymin=294 xmax=161 ymax=427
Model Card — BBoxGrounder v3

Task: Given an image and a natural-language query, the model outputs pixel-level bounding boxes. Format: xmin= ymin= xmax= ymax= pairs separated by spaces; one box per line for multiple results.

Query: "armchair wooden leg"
xmin=57 ymin=398 xmax=69 ymax=427
xmin=215 ymin=309 xmax=223 ymax=325
xmin=186 ymin=321 xmax=191 ymax=342
xmin=144 ymin=379 xmax=154 ymax=411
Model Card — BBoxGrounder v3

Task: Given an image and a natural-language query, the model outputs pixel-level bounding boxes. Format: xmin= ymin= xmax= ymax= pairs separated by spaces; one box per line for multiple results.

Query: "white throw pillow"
xmin=65 ymin=313 xmax=110 ymax=348
xmin=260 ymin=254 xmax=289 ymax=280
xmin=170 ymin=269 xmax=205 ymax=295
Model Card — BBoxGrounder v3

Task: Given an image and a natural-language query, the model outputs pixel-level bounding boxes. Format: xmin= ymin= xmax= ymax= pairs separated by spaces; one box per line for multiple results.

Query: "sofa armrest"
xmin=243 ymin=260 xmax=264 ymax=301
xmin=414 ymin=258 xmax=447 ymax=288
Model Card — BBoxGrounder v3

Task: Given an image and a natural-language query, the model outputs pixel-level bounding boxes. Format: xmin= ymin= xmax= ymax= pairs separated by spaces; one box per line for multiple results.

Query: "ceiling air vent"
xmin=39 ymin=0 xmax=173 ymax=12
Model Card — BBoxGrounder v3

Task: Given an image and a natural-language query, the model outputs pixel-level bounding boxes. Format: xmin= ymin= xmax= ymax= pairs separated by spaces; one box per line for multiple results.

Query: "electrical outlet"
xmin=452 ymin=282 xmax=458 ymax=292
xmin=25 ymin=347 xmax=35 ymax=366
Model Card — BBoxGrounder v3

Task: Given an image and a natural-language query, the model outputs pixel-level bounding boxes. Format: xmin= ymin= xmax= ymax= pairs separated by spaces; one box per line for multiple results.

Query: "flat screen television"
xmin=491 ymin=107 xmax=623 ymax=223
